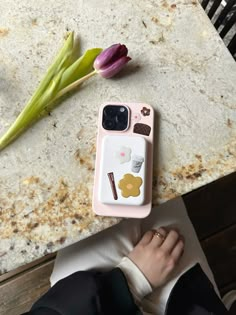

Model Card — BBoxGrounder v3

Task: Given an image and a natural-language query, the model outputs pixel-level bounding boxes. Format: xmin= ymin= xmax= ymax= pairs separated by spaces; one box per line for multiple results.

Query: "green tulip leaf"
xmin=58 ymin=47 xmax=102 ymax=91
xmin=26 ymin=32 xmax=74 ymax=108
xmin=0 ymin=32 xmax=103 ymax=151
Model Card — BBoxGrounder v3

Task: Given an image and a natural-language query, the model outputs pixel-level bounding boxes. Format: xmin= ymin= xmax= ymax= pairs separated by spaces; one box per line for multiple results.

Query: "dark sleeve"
xmin=165 ymin=263 xmax=228 ymax=315
xmin=22 ymin=268 xmax=142 ymax=315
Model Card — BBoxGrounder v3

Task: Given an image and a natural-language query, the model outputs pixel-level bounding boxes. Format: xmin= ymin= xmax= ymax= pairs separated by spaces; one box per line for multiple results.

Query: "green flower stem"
xmin=0 ymin=32 xmax=102 ymax=152
xmin=54 ymin=69 xmax=97 ymax=101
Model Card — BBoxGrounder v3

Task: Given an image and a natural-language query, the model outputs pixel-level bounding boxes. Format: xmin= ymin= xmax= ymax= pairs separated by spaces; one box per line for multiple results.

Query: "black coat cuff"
xmin=23 ymin=268 xmax=142 ymax=315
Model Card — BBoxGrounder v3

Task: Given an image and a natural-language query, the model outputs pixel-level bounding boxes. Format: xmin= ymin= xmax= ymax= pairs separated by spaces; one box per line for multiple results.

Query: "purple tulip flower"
xmin=94 ymin=44 xmax=131 ymax=78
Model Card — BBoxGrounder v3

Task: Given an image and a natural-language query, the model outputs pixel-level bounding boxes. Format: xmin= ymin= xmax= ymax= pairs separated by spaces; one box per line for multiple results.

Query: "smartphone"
xmin=92 ymin=102 xmax=154 ymax=218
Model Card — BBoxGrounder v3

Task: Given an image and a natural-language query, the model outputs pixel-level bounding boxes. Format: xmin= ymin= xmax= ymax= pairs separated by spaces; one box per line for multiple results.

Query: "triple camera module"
xmin=102 ymin=105 xmax=129 ymax=131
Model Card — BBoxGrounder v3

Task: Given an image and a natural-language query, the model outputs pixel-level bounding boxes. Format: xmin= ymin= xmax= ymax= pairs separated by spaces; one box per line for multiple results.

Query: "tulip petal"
xmin=94 ymin=43 xmax=129 ymax=70
xmin=98 ymin=56 xmax=131 ymax=78
xmin=114 ymin=45 xmax=128 ymax=62
xmin=94 ymin=44 xmax=120 ymax=70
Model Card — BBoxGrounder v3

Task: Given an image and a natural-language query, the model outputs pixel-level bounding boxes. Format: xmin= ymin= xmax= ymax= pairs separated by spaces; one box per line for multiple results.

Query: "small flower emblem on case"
xmin=132 ymin=113 xmax=141 ymax=123
xmin=141 ymin=107 xmax=150 ymax=116
xmin=115 ymin=146 xmax=131 ymax=164
xmin=118 ymin=173 xmax=143 ymax=198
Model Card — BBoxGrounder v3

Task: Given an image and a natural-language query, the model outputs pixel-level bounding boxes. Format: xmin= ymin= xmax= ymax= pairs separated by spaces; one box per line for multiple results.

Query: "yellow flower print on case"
xmin=118 ymin=173 xmax=143 ymax=198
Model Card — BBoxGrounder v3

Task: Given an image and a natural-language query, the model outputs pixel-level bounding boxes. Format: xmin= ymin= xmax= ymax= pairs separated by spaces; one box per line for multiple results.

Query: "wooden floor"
xmin=0 ymin=172 xmax=236 ymax=315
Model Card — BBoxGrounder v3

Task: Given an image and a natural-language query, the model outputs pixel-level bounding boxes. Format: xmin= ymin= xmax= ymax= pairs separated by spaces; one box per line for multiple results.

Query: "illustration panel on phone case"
xmin=98 ymin=135 xmax=147 ymax=206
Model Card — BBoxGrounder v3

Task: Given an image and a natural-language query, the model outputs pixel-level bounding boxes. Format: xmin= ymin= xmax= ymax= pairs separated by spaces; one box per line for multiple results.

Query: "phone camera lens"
xmin=102 ymin=105 xmax=129 ymax=130
xmin=116 ymin=113 xmax=127 ymax=124
xmin=103 ymin=119 xmax=115 ymax=130
xmin=104 ymin=107 xmax=115 ymax=117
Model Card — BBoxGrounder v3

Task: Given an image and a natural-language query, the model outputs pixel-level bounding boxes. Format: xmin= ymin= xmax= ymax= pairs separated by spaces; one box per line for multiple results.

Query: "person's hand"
xmin=128 ymin=227 xmax=184 ymax=289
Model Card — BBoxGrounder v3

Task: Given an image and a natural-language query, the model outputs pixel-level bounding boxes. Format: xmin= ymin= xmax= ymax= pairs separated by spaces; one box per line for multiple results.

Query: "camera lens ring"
xmin=102 ymin=105 xmax=129 ymax=131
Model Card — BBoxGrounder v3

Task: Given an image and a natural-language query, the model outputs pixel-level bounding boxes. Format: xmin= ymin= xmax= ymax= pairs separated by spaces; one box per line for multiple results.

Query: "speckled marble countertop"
xmin=0 ymin=0 xmax=236 ymax=273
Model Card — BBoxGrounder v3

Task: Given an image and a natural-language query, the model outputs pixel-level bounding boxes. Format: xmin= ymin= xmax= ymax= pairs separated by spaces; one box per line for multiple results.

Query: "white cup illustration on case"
xmin=132 ymin=155 xmax=144 ymax=173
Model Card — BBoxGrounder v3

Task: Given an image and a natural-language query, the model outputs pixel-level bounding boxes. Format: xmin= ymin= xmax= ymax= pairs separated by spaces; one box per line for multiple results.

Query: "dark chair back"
xmin=201 ymin=0 xmax=236 ymax=59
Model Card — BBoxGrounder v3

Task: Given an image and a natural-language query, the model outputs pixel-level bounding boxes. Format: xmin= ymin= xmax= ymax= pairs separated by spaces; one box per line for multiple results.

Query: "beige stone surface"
xmin=0 ymin=0 xmax=235 ymax=272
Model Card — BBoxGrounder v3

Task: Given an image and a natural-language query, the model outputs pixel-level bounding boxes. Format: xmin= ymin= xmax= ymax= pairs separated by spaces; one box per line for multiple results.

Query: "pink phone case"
xmin=92 ymin=102 xmax=154 ymax=218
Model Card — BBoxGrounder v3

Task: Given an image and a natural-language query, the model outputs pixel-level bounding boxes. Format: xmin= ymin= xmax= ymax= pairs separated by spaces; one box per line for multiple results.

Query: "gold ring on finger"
xmin=153 ymin=230 xmax=166 ymax=241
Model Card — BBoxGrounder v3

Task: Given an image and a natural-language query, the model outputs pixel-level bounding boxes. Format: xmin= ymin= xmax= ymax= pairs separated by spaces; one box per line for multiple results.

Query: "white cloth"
xmin=50 ymin=197 xmax=219 ymax=315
